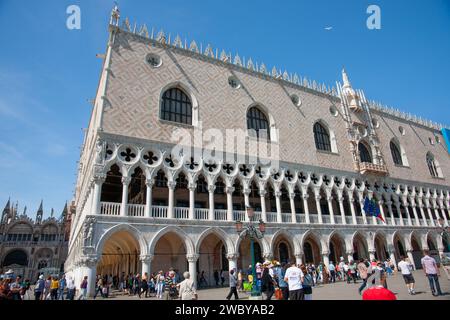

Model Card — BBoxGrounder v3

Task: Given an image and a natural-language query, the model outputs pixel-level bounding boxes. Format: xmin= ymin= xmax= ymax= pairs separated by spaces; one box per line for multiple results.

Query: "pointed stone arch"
xmin=270 ymin=229 xmax=302 ymax=256
xmin=95 ymin=223 xmax=148 ymax=257
xmin=149 ymin=225 xmax=195 ymax=256
xmin=195 ymin=227 xmax=235 ymax=255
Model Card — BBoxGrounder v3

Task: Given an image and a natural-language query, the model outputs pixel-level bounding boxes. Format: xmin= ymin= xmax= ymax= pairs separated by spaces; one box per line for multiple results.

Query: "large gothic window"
xmin=160 ymin=88 xmax=192 ymax=125
xmin=358 ymin=142 xmax=372 ymax=163
xmin=313 ymin=122 xmax=331 ymax=152
xmin=247 ymin=107 xmax=270 ymax=139
xmin=426 ymin=152 xmax=440 ymax=177
xmin=390 ymin=141 xmax=403 ymax=166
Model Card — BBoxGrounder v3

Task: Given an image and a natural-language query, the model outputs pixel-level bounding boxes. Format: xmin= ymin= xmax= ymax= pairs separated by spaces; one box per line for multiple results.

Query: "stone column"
xmin=425 ymin=199 xmax=435 ymax=226
xmin=188 ymin=183 xmax=196 ymax=220
xmin=322 ymin=251 xmax=330 ymax=267
xmin=275 ymin=191 xmax=282 ymax=223
xmin=395 ymin=201 xmax=404 ymax=226
xmin=92 ymin=175 xmax=106 ymax=215
xmin=369 ymin=250 xmax=376 ymax=262
xmin=289 ymin=193 xmax=297 ymax=223
xmin=438 ymin=200 xmax=449 ymax=226
xmin=346 ymin=250 xmax=355 ymax=263
xmin=259 ymin=190 xmax=267 ymax=223
xmin=208 ymin=185 xmax=216 ymax=221
xmin=387 ymin=245 xmax=397 ymax=270
xmin=402 ymin=198 xmax=413 ymax=226
xmin=120 ymin=177 xmax=131 ymax=217
xmin=81 ymin=256 xmax=98 ymax=297
xmin=243 ymin=189 xmax=251 ymax=222
xmin=314 ymin=190 xmax=323 ymax=224
xmin=338 ymin=196 xmax=346 ymax=225
xmin=385 ymin=201 xmax=395 ymax=226
xmin=378 ymin=200 xmax=387 ymax=225
xmin=418 ymin=202 xmax=428 ymax=226
xmin=227 ymin=253 xmax=238 ymax=272
xmin=302 ymin=191 xmax=310 ymax=224
xmin=295 ymin=253 xmax=303 ymax=266
xmin=226 ymin=187 xmax=234 ymax=222
xmin=140 ymin=254 xmax=153 ymax=276
xmin=187 ymin=254 xmax=200 ymax=288
xmin=167 ymin=181 xmax=176 ymax=219
xmin=348 ymin=195 xmax=357 ymax=225
xmin=410 ymin=198 xmax=420 ymax=226
xmin=327 ymin=196 xmax=336 ymax=225
xmin=145 ymin=180 xmax=153 ymax=218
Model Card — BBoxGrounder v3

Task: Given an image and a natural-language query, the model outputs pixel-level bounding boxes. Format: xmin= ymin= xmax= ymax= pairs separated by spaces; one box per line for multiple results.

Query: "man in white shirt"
xmin=421 ymin=250 xmax=443 ymax=296
xmin=284 ymin=261 xmax=304 ymax=300
xmin=339 ymin=258 xmax=346 ymax=282
xmin=397 ymin=256 xmax=415 ymax=295
xmin=66 ymin=276 xmax=76 ymax=300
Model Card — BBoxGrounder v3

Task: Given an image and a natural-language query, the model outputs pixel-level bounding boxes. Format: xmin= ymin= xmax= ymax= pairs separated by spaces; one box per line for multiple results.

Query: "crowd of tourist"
xmin=0 ymin=251 xmax=448 ymax=300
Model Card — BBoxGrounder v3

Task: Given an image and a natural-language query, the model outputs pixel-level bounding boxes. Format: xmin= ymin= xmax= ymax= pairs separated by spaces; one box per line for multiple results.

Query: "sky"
xmin=0 ymin=0 xmax=449 ymax=220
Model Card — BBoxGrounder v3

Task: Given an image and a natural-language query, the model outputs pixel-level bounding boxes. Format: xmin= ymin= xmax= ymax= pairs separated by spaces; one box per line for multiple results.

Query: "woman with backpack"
xmin=301 ymin=265 xmax=314 ymax=300
xmin=34 ymin=275 xmax=45 ymax=300
xmin=261 ymin=266 xmax=275 ymax=300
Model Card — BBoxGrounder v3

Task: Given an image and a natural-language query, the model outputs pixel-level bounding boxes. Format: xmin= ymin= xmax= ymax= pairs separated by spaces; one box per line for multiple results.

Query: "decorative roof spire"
xmin=2 ymin=198 xmax=10 ymax=223
xmin=60 ymin=203 xmax=68 ymax=222
xmin=342 ymin=67 xmax=351 ymax=88
xmin=110 ymin=3 xmax=120 ymax=26
xmin=36 ymin=200 xmax=43 ymax=224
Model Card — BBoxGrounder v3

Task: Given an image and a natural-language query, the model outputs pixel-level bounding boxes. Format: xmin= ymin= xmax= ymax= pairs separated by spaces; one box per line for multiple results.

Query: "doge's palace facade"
xmin=65 ymin=8 xmax=450 ymax=296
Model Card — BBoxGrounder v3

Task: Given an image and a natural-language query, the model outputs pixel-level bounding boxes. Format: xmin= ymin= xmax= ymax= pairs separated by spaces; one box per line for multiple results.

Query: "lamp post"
xmin=437 ymin=218 xmax=450 ymax=252
xmin=235 ymin=206 xmax=266 ymax=299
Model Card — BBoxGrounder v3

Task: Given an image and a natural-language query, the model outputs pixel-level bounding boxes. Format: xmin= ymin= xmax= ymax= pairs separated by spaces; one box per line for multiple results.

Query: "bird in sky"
xmin=324 ymin=26 xmax=333 ymax=31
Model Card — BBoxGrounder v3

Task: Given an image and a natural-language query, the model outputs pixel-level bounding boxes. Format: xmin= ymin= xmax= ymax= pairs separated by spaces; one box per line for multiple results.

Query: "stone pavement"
xmin=103 ymin=270 xmax=449 ymax=301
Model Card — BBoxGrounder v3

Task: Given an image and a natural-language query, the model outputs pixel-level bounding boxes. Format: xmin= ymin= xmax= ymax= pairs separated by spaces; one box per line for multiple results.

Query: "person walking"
xmin=440 ymin=253 xmax=450 ymax=280
xmin=156 ymin=271 xmax=165 ymax=299
xmin=328 ymin=261 xmax=336 ymax=283
xmin=237 ymin=270 xmax=243 ymax=292
xmin=339 ymin=258 xmax=346 ymax=282
xmin=300 ymin=265 xmax=314 ymax=300
xmin=50 ymin=276 xmax=59 ymax=300
xmin=66 ymin=276 xmax=76 ymax=300
xmin=34 ymin=275 xmax=45 ymax=301
xmin=261 ymin=266 xmax=275 ymax=300
xmin=357 ymin=259 xmax=369 ymax=295
xmin=93 ymin=276 xmax=104 ymax=299
xmin=226 ymin=269 xmax=239 ymax=300
xmin=213 ymin=270 xmax=219 ymax=287
xmin=78 ymin=276 xmax=88 ymax=300
xmin=421 ymin=250 xmax=443 ymax=296
xmin=43 ymin=276 xmax=51 ymax=300
xmin=349 ymin=261 xmax=357 ymax=283
xmin=163 ymin=271 xmax=177 ymax=300
xmin=58 ymin=275 xmax=66 ymax=300
xmin=178 ymin=272 xmax=198 ymax=300
xmin=284 ymin=261 xmax=304 ymax=300
xmin=276 ymin=263 xmax=289 ymax=300
xmin=133 ymin=274 xmax=142 ymax=298
xmin=397 ymin=256 xmax=416 ymax=295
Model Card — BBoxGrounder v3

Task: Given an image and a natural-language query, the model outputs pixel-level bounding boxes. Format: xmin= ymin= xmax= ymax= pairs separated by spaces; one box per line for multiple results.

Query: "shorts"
xmin=402 ymin=274 xmax=415 ymax=284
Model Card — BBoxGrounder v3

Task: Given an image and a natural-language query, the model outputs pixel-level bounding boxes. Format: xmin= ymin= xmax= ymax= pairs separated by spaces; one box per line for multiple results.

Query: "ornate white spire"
xmin=342 ymin=67 xmax=352 ymax=88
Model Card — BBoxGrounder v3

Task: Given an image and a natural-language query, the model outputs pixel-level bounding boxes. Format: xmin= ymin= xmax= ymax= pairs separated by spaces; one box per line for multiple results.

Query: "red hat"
xmin=362 ymin=286 xmax=397 ymax=300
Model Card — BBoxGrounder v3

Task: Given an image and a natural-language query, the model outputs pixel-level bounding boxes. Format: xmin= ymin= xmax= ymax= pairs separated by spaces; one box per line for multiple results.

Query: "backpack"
xmin=303 ymin=274 xmax=314 ymax=287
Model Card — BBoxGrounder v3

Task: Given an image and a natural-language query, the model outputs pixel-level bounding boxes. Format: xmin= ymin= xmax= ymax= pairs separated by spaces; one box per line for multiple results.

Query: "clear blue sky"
xmin=0 ymin=0 xmax=449 ymax=219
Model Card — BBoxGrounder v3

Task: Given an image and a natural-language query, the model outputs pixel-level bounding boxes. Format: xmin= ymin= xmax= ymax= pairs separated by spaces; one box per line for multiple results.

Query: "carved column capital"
xmin=226 ymin=186 xmax=235 ymax=194
xmin=226 ymin=253 xmax=239 ymax=261
xmin=259 ymin=190 xmax=267 ymax=197
xmin=289 ymin=193 xmax=296 ymax=200
xmin=167 ymin=181 xmax=177 ymax=190
xmin=208 ymin=185 xmax=216 ymax=193
xmin=188 ymin=183 xmax=197 ymax=192
xmin=186 ymin=254 xmax=200 ymax=263
xmin=140 ymin=254 xmax=154 ymax=262
xmin=274 ymin=191 xmax=282 ymax=198
xmin=145 ymin=179 xmax=154 ymax=188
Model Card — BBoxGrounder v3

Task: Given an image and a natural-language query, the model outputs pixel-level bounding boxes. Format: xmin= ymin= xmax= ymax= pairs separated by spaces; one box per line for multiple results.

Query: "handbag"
xmin=274 ymin=288 xmax=283 ymax=300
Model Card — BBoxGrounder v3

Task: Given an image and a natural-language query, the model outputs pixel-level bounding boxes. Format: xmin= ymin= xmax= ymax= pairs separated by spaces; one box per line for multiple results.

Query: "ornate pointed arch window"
xmin=247 ymin=106 xmax=270 ymax=140
xmin=313 ymin=122 xmax=332 ymax=152
xmin=390 ymin=140 xmax=403 ymax=165
xmin=160 ymin=87 xmax=192 ymax=125
xmin=426 ymin=152 xmax=442 ymax=178
xmin=358 ymin=142 xmax=372 ymax=163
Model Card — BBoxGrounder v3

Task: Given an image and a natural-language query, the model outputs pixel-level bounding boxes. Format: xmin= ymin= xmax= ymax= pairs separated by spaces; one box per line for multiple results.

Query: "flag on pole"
xmin=363 ymin=197 xmax=385 ymax=222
